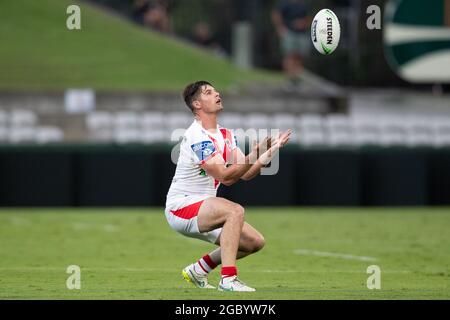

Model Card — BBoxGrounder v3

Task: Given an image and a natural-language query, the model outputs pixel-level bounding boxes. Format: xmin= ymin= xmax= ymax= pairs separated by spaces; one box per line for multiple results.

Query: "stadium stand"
xmin=245 ymin=113 xmax=270 ymax=131
xmin=220 ymin=112 xmax=243 ymax=130
xmin=405 ymin=116 xmax=435 ymax=147
xmin=35 ymin=126 xmax=65 ymax=144
xmin=433 ymin=118 xmax=450 ymax=147
xmin=0 ymin=109 xmax=64 ymax=144
xmin=351 ymin=116 xmax=382 ymax=146
xmin=86 ymin=111 xmax=114 ymax=142
xmin=297 ymin=114 xmax=326 ymax=146
xmin=2 ymin=104 xmax=450 ymax=148
xmin=324 ymin=114 xmax=355 ymax=146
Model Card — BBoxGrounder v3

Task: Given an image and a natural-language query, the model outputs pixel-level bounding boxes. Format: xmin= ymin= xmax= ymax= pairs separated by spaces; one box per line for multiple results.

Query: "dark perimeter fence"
xmin=1 ymin=144 xmax=449 ymax=207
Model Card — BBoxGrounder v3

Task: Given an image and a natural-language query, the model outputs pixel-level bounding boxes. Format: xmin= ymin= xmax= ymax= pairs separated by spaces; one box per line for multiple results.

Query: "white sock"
xmin=193 ymin=258 xmax=212 ymax=276
xmin=221 ymin=275 xmax=236 ymax=284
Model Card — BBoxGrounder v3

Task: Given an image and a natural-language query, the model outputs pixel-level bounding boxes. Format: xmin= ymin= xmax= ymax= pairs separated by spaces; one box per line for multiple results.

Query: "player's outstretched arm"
xmin=201 ymin=148 xmax=257 ymax=186
xmin=241 ymin=130 xmax=292 ymax=181
xmin=201 ymin=130 xmax=291 ymax=185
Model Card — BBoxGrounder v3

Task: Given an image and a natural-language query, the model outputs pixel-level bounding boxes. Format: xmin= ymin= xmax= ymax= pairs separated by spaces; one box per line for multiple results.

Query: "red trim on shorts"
xmin=170 ymin=200 xmax=204 ymax=220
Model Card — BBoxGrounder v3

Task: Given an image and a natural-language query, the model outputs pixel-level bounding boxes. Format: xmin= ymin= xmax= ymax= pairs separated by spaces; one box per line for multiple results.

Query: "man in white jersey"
xmin=165 ymin=81 xmax=291 ymax=292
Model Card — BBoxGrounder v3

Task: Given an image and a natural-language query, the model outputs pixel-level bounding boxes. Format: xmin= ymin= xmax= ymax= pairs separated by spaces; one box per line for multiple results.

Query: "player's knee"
xmin=229 ymin=204 xmax=245 ymax=221
xmin=252 ymin=235 xmax=265 ymax=253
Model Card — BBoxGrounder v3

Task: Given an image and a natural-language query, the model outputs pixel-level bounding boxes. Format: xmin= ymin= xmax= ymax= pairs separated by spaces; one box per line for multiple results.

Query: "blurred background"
xmin=0 ymin=0 xmax=450 ymax=207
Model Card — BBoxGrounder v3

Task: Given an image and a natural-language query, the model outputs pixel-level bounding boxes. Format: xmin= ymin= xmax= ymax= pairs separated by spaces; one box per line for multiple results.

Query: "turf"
xmin=0 ymin=208 xmax=449 ymax=300
xmin=0 ymin=0 xmax=281 ymax=91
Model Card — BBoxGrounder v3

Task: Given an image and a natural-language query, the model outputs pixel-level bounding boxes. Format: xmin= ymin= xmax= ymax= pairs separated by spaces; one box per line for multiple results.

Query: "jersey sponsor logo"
xmin=191 ymin=141 xmax=216 ymax=161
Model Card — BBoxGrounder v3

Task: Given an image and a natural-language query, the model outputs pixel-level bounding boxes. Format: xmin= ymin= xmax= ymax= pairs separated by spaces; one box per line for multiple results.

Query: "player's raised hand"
xmin=258 ymin=130 xmax=292 ymax=165
xmin=257 ymin=136 xmax=272 ymax=156
xmin=278 ymin=129 xmax=292 ymax=147
xmin=269 ymin=129 xmax=292 ymax=149
xmin=250 ymin=136 xmax=272 ymax=160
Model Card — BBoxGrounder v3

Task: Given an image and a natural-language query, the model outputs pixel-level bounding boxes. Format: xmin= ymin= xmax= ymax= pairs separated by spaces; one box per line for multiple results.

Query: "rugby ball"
xmin=311 ymin=9 xmax=340 ymax=55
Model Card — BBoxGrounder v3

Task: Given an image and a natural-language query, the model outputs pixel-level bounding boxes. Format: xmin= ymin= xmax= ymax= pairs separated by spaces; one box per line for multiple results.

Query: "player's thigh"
xmin=197 ymin=197 xmax=244 ymax=233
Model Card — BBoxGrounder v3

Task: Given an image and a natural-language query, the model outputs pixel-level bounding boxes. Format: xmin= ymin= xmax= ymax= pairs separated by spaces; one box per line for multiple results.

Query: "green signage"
xmin=384 ymin=0 xmax=450 ymax=83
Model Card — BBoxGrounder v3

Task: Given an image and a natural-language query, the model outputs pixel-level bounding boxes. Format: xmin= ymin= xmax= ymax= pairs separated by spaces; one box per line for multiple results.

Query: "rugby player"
xmin=165 ymin=81 xmax=291 ymax=292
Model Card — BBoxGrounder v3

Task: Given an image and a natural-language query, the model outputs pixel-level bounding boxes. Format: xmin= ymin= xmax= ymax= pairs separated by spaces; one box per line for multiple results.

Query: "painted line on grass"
xmin=0 ymin=266 xmax=414 ymax=274
xmin=0 ymin=267 xmax=413 ymax=274
xmin=70 ymin=222 xmax=120 ymax=232
xmin=259 ymin=269 xmax=411 ymax=274
xmin=294 ymin=249 xmax=377 ymax=262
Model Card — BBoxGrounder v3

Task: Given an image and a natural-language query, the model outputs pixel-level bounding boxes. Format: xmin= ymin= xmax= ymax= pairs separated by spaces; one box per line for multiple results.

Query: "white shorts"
xmin=164 ymin=194 xmax=222 ymax=244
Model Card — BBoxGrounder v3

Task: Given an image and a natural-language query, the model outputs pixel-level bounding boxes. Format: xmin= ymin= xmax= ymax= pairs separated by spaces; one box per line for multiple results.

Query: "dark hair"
xmin=183 ymin=81 xmax=212 ymax=113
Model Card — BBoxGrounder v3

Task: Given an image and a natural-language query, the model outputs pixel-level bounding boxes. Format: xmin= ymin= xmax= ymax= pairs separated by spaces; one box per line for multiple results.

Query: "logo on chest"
xmin=191 ymin=141 xmax=216 ymax=160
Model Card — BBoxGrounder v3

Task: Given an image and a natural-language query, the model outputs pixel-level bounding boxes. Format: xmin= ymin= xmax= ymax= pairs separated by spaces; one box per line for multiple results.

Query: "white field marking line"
xmin=0 ymin=267 xmax=412 ymax=274
xmin=0 ymin=267 xmax=179 ymax=272
xmin=71 ymin=222 xmax=90 ymax=230
xmin=102 ymin=224 xmax=119 ymax=232
xmin=258 ymin=269 xmax=411 ymax=274
xmin=70 ymin=222 xmax=120 ymax=232
xmin=294 ymin=249 xmax=377 ymax=262
xmin=7 ymin=217 xmax=32 ymax=226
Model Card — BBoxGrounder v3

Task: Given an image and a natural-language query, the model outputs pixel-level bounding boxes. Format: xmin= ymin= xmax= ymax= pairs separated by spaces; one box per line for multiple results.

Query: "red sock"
xmin=194 ymin=254 xmax=218 ymax=275
xmin=221 ymin=266 xmax=237 ymax=279
xmin=202 ymin=254 xmax=218 ymax=269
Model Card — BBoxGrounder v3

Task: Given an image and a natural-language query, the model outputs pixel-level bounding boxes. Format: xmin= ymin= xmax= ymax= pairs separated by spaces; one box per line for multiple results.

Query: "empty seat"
xmin=113 ymin=128 xmax=141 ymax=144
xmin=114 ymin=111 xmax=139 ymax=128
xmin=299 ymin=131 xmax=326 ymax=146
xmin=298 ymin=114 xmax=323 ymax=129
xmin=9 ymin=127 xmax=36 ymax=143
xmin=0 ymin=126 xmax=7 ymax=142
xmin=273 ymin=113 xmax=296 ymax=130
xmin=35 ymin=126 xmax=64 ymax=144
xmin=245 ymin=113 xmax=270 ymax=130
xmin=10 ymin=110 xmax=37 ymax=127
xmin=86 ymin=111 xmax=114 ymax=130
xmin=324 ymin=114 xmax=355 ymax=146
xmin=167 ymin=112 xmax=192 ymax=131
xmin=379 ymin=117 xmax=408 ymax=146
xmin=405 ymin=117 xmax=434 ymax=146
xmin=86 ymin=111 xmax=114 ymax=142
xmin=433 ymin=118 xmax=450 ymax=147
xmin=141 ymin=128 xmax=169 ymax=144
xmin=0 ymin=110 xmax=7 ymax=125
xmin=140 ymin=111 xmax=165 ymax=129
xmin=88 ymin=128 xmax=113 ymax=142
xmin=351 ymin=117 xmax=382 ymax=146
xmin=269 ymin=113 xmax=296 ymax=141
xmin=298 ymin=114 xmax=325 ymax=146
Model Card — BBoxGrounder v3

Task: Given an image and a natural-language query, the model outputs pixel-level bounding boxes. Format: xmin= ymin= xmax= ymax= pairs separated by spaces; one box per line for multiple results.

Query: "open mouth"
xmin=216 ymin=98 xmax=222 ymax=104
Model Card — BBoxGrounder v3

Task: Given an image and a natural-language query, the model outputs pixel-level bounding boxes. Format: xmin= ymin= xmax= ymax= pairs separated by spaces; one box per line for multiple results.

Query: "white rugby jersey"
xmin=166 ymin=119 xmax=237 ymax=205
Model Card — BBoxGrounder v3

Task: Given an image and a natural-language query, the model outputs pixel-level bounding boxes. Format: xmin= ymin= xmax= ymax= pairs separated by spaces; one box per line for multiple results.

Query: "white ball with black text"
xmin=311 ymin=9 xmax=341 ymax=55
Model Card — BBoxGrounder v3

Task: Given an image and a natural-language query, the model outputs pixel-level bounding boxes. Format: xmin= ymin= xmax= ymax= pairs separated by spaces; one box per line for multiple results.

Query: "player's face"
xmin=197 ymin=85 xmax=223 ymax=113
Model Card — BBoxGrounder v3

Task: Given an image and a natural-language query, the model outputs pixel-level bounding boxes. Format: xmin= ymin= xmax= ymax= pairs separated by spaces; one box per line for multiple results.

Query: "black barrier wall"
xmin=0 ymin=145 xmax=449 ymax=207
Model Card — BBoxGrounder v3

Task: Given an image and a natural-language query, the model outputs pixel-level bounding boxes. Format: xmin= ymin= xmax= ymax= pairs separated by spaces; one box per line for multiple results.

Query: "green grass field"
xmin=0 ymin=208 xmax=449 ymax=300
xmin=0 ymin=0 xmax=281 ymax=91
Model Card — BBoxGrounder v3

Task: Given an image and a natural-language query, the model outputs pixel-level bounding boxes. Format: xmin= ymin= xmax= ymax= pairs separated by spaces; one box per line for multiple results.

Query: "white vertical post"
xmin=232 ymin=22 xmax=253 ymax=69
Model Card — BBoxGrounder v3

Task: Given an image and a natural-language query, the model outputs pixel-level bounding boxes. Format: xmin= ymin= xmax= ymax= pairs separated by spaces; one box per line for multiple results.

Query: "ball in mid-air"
xmin=311 ymin=9 xmax=341 ymax=55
